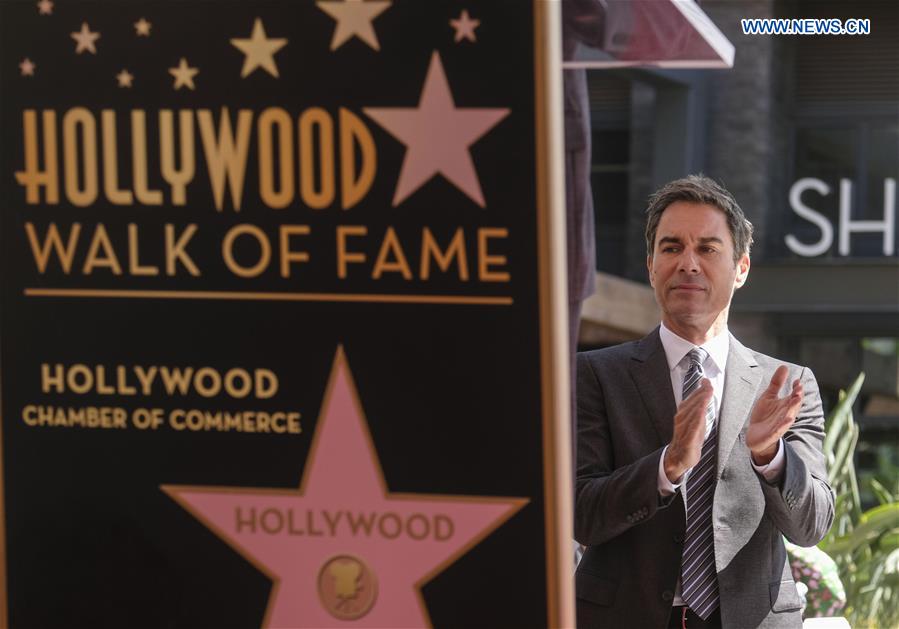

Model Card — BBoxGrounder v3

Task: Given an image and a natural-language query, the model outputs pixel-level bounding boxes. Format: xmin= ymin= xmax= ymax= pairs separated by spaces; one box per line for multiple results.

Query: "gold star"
xmin=71 ymin=22 xmax=100 ymax=54
xmin=168 ymin=58 xmax=198 ymax=90
xmin=134 ymin=18 xmax=152 ymax=36
xmin=450 ymin=9 xmax=480 ymax=43
xmin=116 ymin=69 xmax=134 ymax=87
xmin=230 ymin=18 xmax=287 ymax=78
xmin=19 ymin=58 xmax=36 ymax=76
xmin=316 ymin=0 xmax=392 ymax=51
xmin=36 ymin=0 xmax=53 ymax=16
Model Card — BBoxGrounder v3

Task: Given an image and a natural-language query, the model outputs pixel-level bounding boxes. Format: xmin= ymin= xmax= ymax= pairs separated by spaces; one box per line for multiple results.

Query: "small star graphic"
xmin=230 ymin=18 xmax=287 ymax=78
xmin=364 ymin=51 xmax=510 ymax=207
xmin=116 ymin=69 xmax=134 ymax=88
xmin=36 ymin=0 xmax=53 ymax=16
xmin=71 ymin=22 xmax=100 ymax=54
xmin=450 ymin=9 xmax=480 ymax=43
xmin=19 ymin=58 xmax=36 ymax=76
xmin=134 ymin=18 xmax=152 ymax=36
xmin=168 ymin=58 xmax=198 ymax=90
xmin=316 ymin=0 xmax=392 ymax=51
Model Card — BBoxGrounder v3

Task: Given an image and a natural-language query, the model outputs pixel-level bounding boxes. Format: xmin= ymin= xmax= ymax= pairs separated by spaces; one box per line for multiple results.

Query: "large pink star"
xmin=163 ymin=347 xmax=525 ymax=627
xmin=363 ymin=51 xmax=510 ymax=208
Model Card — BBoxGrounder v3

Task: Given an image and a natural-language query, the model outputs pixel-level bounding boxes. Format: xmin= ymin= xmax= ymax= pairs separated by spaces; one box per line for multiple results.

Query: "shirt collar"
xmin=659 ymin=321 xmax=730 ymax=373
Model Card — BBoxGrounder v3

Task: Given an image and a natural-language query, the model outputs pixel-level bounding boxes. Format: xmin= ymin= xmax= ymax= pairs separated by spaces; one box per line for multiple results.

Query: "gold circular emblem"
xmin=317 ymin=554 xmax=378 ymax=620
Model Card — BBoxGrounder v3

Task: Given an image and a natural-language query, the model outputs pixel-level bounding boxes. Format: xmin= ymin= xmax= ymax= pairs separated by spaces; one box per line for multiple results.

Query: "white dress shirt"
xmin=654 ymin=322 xmax=785 ymax=605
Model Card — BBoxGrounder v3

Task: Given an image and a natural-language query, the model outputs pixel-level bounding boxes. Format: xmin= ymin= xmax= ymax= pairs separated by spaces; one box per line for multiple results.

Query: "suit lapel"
xmin=629 ymin=328 xmax=677 ymax=447
xmin=717 ymin=335 xmax=763 ymax=478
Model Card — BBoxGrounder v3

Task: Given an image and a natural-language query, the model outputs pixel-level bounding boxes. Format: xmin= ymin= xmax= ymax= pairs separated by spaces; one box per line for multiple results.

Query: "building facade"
xmin=579 ymin=0 xmax=899 ymax=494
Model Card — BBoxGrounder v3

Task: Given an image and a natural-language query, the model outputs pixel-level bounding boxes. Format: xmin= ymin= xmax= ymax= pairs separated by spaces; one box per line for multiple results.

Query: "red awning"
xmin=563 ymin=0 xmax=734 ymax=69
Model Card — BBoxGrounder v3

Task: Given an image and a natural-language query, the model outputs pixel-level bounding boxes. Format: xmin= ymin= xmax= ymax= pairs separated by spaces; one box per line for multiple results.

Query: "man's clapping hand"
xmin=663 ymin=379 xmax=714 ymax=483
xmin=746 ymin=365 xmax=802 ymax=465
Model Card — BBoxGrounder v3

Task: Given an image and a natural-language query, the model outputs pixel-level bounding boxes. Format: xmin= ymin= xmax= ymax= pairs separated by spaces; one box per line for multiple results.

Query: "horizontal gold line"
xmin=24 ymin=288 xmax=514 ymax=306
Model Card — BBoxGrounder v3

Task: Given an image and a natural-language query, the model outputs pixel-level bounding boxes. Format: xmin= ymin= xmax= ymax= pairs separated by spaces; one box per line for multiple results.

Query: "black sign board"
xmin=0 ymin=1 xmax=571 ymax=625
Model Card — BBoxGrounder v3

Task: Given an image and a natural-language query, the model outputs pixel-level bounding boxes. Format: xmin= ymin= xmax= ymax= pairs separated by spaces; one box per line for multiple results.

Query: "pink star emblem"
xmin=163 ymin=347 xmax=526 ymax=627
xmin=19 ymin=58 xmax=36 ymax=76
xmin=364 ymin=51 xmax=509 ymax=207
xmin=450 ymin=9 xmax=480 ymax=43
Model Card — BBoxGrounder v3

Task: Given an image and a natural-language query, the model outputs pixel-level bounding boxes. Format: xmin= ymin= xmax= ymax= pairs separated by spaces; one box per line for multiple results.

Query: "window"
xmin=592 ymin=128 xmax=630 ymax=276
xmin=783 ymin=121 xmax=898 ymax=259
xmin=587 ymin=72 xmax=631 ymax=276
xmin=778 ymin=1 xmax=899 ymax=260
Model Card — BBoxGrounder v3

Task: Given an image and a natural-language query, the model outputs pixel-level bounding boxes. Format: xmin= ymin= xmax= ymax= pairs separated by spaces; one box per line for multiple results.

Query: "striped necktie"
xmin=680 ymin=348 xmax=720 ymax=619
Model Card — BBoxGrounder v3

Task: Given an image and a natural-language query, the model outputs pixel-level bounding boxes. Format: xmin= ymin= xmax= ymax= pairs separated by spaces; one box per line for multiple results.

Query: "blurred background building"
xmin=576 ymin=0 xmax=899 ymax=502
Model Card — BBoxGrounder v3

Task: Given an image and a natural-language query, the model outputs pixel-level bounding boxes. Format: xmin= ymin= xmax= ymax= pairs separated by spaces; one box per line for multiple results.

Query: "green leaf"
xmin=870 ymin=477 xmax=894 ymax=506
xmin=830 ymin=414 xmax=856 ymax=482
xmin=823 ymin=372 xmax=865 ymax=456
xmin=879 ymin=529 xmax=899 ymax=552
xmin=846 ymin=440 xmax=863 ymax=520
xmin=826 ymin=504 xmax=899 ymax=555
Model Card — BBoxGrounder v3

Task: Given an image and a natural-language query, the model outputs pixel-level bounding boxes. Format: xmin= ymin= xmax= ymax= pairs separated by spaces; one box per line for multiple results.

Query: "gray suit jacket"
xmin=574 ymin=328 xmax=835 ymax=628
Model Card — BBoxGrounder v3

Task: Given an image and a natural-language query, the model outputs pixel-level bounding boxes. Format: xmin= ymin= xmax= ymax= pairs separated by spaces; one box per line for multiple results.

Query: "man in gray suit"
xmin=574 ymin=175 xmax=834 ymax=628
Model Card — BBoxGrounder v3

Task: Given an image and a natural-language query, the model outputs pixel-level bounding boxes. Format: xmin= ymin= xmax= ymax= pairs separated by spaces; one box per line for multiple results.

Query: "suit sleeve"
xmin=574 ymin=353 xmax=676 ymax=546
xmin=758 ymin=367 xmax=835 ymax=546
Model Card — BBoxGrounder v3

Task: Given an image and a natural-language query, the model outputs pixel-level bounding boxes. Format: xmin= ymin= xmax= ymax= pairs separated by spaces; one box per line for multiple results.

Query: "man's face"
xmin=647 ymin=201 xmax=750 ymax=333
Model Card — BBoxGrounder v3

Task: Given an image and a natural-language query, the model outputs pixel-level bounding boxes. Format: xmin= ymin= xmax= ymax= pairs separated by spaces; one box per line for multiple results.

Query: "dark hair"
xmin=644 ymin=174 xmax=754 ymax=264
